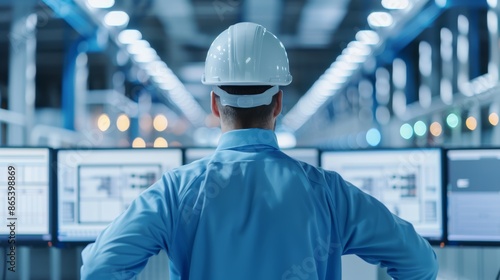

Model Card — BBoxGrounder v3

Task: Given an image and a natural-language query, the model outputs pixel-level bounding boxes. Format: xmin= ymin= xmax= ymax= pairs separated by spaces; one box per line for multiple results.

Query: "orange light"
xmin=430 ymin=122 xmax=442 ymax=137
xmin=465 ymin=116 xmax=477 ymax=131
xmin=153 ymin=137 xmax=168 ymax=148
xmin=116 ymin=114 xmax=130 ymax=132
xmin=489 ymin=112 xmax=499 ymax=126
xmin=132 ymin=137 xmax=146 ymax=148
xmin=97 ymin=114 xmax=111 ymax=132
xmin=153 ymin=115 xmax=168 ymax=132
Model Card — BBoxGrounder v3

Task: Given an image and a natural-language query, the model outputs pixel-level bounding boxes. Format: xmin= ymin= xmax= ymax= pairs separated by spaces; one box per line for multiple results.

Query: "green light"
xmin=414 ymin=121 xmax=427 ymax=136
xmin=446 ymin=113 xmax=460 ymax=128
xmin=400 ymin=123 xmax=413 ymax=140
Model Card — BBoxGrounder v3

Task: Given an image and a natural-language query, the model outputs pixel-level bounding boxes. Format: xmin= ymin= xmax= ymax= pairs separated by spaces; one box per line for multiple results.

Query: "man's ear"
xmin=273 ymin=90 xmax=283 ymax=118
xmin=211 ymin=91 xmax=220 ymax=118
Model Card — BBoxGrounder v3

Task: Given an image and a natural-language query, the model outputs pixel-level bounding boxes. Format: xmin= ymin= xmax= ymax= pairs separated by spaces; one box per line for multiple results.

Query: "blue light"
xmin=414 ymin=121 xmax=427 ymax=136
xmin=366 ymin=128 xmax=381 ymax=146
xmin=400 ymin=123 xmax=413 ymax=140
xmin=446 ymin=113 xmax=460 ymax=128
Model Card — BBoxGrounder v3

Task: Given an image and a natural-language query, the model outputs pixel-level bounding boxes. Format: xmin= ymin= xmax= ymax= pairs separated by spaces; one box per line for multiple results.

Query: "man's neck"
xmin=220 ymin=123 xmax=274 ymax=133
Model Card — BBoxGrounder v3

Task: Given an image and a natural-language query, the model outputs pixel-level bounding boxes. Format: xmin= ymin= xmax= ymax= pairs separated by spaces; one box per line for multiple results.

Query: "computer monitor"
xmin=184 ymin=148 xmax=216 ymax=164
xmin=0 ymin=148 xmax=53 ymax=245
xmin=184 ymin=148 xmax=319 ymax=167
xmin=56 ymin=148 xmax=182 ymax=244
xmin=447 ymin=149 xmax=500 ymax=245
xmin=321 ymin=149 xmax=444 ymax=242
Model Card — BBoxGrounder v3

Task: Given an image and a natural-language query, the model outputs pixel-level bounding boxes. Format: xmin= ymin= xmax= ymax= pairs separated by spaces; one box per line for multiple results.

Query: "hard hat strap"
xmin=212 ymin=86 xmax=279 ymax=108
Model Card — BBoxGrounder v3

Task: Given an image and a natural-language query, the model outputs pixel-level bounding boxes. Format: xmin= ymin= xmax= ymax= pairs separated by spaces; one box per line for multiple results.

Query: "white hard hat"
xmin=202 ymin=22 xmax=292 ymax=87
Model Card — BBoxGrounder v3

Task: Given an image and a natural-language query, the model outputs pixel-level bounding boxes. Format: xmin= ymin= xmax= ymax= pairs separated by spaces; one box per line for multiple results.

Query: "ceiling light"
xmin=118 ymin=29 xmax=142 ymax=45
xmin=127 ymin=40 xmax=150 ymax=55
xmin=368 ymin=12 xmax=394 ymax=28
xmin=355 ymin=30 xmax=380 ymax=45
xmin=382 ymin=0 xmax=410 ymax=10
xmin=345 ymin=41 xmax=372 ymax=56
xmin=87 ymin=0 xmax=114 ymax=9
xmin=339 ymin=52 xmax=367 ymax=65
xmin=332 ymin=60 xmax=359 ymax=71
xmin=104 ymin=11 xmax=129 ymax=27
xmin=133 ymin=48 xmax=158 ymax=63
xmin=435 ymin=0 xmax=447 ymax=7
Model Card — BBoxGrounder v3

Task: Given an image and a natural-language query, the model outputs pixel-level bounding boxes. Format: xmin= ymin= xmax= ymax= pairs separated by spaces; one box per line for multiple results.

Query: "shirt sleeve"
xmin=80 ymin=175 xmax=173 ymax=280
xmin=331 ymin=173 xmax=438 ymax=280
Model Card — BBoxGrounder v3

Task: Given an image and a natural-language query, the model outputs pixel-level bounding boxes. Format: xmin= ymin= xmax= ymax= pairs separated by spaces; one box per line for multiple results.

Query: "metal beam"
xmin=41 ymin=0 xmax=96 ymax=38
xmin=7 ymin=0 xmax=37 ymax=145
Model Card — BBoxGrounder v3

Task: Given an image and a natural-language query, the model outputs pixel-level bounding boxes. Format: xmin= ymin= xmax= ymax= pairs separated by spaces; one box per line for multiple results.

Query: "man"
xmin=81 ymin=22 xmax=438 ymax=279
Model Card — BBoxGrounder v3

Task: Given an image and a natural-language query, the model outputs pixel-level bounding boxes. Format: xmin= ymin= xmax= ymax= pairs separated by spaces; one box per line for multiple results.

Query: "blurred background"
xmin=1 ymin=0 xmax=499 ymax=149
xmin=1 ymin=0 xmax=500 ymax=279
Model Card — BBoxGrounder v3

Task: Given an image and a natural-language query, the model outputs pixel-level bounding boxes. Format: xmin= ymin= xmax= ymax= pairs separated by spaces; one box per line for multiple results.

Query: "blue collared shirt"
xmin=81 ymin=128 xmax=438 ymax=279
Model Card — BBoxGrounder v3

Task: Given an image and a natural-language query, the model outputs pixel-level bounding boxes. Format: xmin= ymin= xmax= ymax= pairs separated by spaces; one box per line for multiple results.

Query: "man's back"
xmin=170 ymin=146 xmax=341 ymax=279
xmin=81 ymin=129 xmax=438 ymax=280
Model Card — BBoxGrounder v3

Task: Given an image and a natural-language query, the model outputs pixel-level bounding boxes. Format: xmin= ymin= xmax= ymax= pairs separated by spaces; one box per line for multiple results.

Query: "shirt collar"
xmin=216 ymin=129 xmax=279 ymax=151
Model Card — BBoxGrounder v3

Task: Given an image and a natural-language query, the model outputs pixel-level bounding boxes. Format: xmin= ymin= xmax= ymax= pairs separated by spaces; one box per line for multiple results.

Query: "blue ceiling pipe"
xmin=42 ymin=0 xmax=108 ymax=130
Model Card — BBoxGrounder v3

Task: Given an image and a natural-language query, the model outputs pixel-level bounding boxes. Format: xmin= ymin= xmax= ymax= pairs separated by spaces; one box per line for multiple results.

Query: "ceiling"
xmin=0 ymin=0 xmax=386 ymax=117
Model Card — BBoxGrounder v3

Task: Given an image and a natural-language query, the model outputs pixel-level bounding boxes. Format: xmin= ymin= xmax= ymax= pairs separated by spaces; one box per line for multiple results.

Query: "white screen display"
xmin=57 ymin=149 xmax=182 ymax=242
xmin=321 ymin=149 xmax=443 ymax=241
xmin=0 ymin=148 xmax=52 ymax=243
xmin=447 ymin=149 xmax=500 ymax=242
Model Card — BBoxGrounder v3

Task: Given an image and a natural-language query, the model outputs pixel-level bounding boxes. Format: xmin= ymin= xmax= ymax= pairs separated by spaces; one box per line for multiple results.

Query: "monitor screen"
xmin=0 ymin=148 xmax=52 ymax=244
xmin=447 ymin=149 xmax=500 ymax=244
xmin=184 ymin=148 xmax=215 ymax=164
xmin=321 ymin=149 xmax=443 ymax=241
xmin=184 ymin=148 xmax=319 ymax=167
xmin=57 ymin=148 xmax=182 ymax=243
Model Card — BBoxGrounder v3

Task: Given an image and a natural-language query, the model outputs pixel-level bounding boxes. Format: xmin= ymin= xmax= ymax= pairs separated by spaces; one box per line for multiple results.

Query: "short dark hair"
xmin=214 ymin=86 xmax=278 ymax=128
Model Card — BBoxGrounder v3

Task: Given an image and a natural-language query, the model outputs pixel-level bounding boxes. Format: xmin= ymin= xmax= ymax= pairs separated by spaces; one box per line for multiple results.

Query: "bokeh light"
xmin=400 ymin=123 xmax=413 ymax=140
xmin=97 ymin=114 xmax=111 ymax=132
xmin=153 ymin=137 xmax=168 ymax=148
xmin=153 ymin=114 xmax=168 ymax=132
xmin=414 ymin=121 xmax=427 ymax=136
xmin=116 ymin=114 xmax=130 ymax=132
xmin=465 ymin=116 xmax=477 ymax=131
xmin=489 ymin=113 xmax=499 ymax=126
xmin=430 ymin=122 xmax=443 ymax=137
xmin=366 ymin=128 xmax=381 ymax=146
xmin=446 ymin=113 xmax=460 ymax=128
xmin=132 ymin=137 xmax=146 ymax=148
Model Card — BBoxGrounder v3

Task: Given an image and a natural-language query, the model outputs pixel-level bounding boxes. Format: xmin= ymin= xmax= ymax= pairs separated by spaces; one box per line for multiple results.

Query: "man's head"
xmin=202 ymin=22 xmax=292 ymax=131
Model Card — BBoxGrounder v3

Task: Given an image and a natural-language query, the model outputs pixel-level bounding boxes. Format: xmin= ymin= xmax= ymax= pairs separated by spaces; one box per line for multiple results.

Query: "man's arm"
xmin=80 ymin=178 xmax=173 ymax=279
xmin=331 ymin=173 xmax=438 ymax=279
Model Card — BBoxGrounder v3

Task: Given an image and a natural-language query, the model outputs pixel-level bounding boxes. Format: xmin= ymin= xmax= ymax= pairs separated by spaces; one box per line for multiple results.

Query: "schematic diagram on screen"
xmin=77 ymin=164 xmax=161 ymax=224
